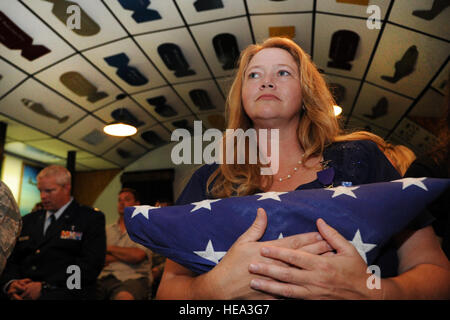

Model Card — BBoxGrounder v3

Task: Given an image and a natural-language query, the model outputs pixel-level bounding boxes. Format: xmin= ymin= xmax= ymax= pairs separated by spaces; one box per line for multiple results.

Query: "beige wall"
xmin=94 ymin=141 xmax=204 ymax=225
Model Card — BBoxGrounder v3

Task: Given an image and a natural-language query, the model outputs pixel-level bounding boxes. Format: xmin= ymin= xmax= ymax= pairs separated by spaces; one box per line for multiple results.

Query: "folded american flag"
xmin=124 ymin=178 xmax=449 ymax=274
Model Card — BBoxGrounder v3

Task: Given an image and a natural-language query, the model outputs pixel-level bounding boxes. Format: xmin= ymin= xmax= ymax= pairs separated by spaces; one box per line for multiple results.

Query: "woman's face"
xmin=242 ymin=47 xmax=302 ymax=127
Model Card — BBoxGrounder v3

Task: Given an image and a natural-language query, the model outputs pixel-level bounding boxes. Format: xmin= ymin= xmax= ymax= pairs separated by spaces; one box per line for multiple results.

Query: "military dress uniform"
xmin=0 ymin=200 xmax=106 ymax=300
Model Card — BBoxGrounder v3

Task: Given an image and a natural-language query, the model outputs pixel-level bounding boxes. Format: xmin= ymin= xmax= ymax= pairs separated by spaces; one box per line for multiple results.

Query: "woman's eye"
xmin=278 ymin=70 xmax=291 ymax=76
xmin=248 ymin=72 xmax=260 ymax=79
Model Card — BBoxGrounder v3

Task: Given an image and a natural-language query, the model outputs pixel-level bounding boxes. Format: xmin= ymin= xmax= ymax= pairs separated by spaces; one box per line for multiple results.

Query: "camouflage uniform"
xmin=0 ymin=181 xmax=22 ymax=276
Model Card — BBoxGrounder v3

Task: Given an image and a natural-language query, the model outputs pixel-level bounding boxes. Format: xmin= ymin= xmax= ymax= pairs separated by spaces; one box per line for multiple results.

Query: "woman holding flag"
xmin=155 ymin=37 xmax=449 ymax=299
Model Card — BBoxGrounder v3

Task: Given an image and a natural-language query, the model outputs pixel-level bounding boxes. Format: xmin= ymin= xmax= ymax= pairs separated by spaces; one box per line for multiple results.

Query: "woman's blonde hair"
xmin=206 ymin=37 xmax=340 ymax=198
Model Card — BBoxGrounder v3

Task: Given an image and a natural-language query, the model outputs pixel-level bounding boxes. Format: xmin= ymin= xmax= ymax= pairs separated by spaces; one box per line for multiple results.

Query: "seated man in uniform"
xmin=0 ymin=165 xmax=106 ymax=300
xmin=96 ymin=188 xmax=152 ymax=300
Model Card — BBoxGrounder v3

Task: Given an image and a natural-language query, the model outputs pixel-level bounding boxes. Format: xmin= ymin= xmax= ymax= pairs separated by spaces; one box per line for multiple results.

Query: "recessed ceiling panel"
xmin=103 ymin=0 xmax=184 ymax=34
xmin=83 ymin=38 xmax=166 ymax=93
xmin=247 ymin=0 xmax=313 ymax=14
xmin=0 ymin=1 xmax=75 ymax=74
xmin=34 ymin=54 xmax=122 ymax=112
xmin=175 ymin=0 xmax=246 ymax=24
xmin=191 ymin=17 xmax=252 ymax=77
xmin=366 ymin=23 xmax=450 ymax=98
xmin=314 ymin=13 xmax=380 ymax=79
xmin=133 ymin=86 xmax=192 ymax=122
xmin=0 ymin=78 xmax=86 ymax=136
xmin=135 ymin=28 xmax=210 ymax=84
xmin=250 ymin=13 xmax=312 ymax=53
xmin=352 ymin=82 xmax=413 ymax=130
xmin=22 ymin=0 xmax=128 ymax=51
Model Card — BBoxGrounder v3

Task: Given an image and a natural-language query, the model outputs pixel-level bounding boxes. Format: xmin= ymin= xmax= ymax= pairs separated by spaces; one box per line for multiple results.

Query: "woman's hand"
xmin=204 ymin=209 xmax=333 ymax=299
xmin=248 ymin=218 xmax=383 ymax=299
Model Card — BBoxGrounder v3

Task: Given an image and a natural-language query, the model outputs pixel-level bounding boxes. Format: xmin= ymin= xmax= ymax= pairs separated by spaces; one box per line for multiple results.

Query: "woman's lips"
xmin=257 ymin=94 xmax=279 ymax=100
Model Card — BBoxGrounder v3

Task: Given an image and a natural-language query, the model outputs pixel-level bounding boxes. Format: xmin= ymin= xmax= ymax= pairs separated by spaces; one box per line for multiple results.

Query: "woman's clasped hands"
xmin=247 ymin=210 xmax=384 ymax=300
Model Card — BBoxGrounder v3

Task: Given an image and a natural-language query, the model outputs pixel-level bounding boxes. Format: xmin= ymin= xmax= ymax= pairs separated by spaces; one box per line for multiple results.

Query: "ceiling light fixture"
xmin=333 ymin=105 xmax=343 ymax=117
xmin=103 ymin=122 xmax=137 ymax=137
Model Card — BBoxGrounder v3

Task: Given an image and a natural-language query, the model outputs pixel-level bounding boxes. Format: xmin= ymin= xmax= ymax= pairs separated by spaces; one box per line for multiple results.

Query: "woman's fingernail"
xmin=250 ymin=279 xmax=261 ymax=289
xmin=249 ymin=263 xmax=259 ymax=272
xmin=261 ymin=247 xmax=269 ymax=255
xmin=316 ymin=233 xmax=323 ymax=241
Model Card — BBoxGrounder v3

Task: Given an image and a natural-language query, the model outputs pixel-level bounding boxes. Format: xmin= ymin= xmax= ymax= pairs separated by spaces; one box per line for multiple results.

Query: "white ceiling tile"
xmin=250 ymin=13 xmax=312 ymax=54
xmin=431 ymin=61 xmax=449 ymax=95
xmin=0 ymin=78 xmax=86 ymax=136
xmin=94 ymin=97 xmax=156 ymax=129
xmin=323 ymin=74 xmax=362 ymax=115
xmin=190 ymin=17 xmax=253 ymax=77
xmin=58 ymin=115 xmax=123 ymax=155
xmin=0 ymin=1 xmax=75 ymax=74
xmin=132 ymin=86 xmax=192 ymax=122
xmin=366 ymin=23 xmax=450 ymax=98
xmin=247 ymin=0 xmax=313 ymax=14
xmin=22 ymin=0 xmax=128 ymax=51
xmin=35 ymin=54 xmax=122 ymax=112
xmin=173 ymin=79 xmax=225 ymax=114
xmin=102 ymin=138 xmax=147 ymax=167
xmin=77 ymin=157 xmax=119 ymax=170
xmin=0 ymin=59 xmax=27 ymax=98
xmin=409 ymin=88 xmax=445 ymax=118
xmin=0 ymin=115 xmax=50 ymax=141
xmin=83 ymin=38 xmax=167 ymax=93
xmin=175 ymin=0 xmax=246 ymax=24
xmin=389 ymin=0 xmax=450 ymax=41
xmin=103 ymin=0 xmax=184 ymax=34
xmin=135 ymin=28 xmax=211 ymax=84
xmin=314 ymin=13 xmax=381 ymax=79
xmin=131 ymin=123 xmax=172 ymax=149
xmin=352 ymin=83 xmax=413 ymax=130
xmin=317 ymin=0 xmax=391 ymax=19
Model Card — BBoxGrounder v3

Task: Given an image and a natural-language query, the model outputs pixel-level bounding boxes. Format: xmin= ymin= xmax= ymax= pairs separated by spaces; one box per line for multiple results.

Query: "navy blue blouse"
xmin=176 ymin=140 xmax=433 ymax=277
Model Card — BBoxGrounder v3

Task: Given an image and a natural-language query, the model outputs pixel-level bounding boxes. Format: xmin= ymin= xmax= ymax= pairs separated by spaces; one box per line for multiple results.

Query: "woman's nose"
xmin=260 ymin=80 xmax=275 ymax=90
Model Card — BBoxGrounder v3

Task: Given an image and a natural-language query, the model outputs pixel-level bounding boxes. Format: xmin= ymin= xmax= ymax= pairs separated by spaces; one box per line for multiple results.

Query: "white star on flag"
xmin=393 ymin=177 xmax=428 ymax=191
xmin=350 ymin=229 xmax=376 ymax=263
xmin=193 ymin=240 xmax=227 ymax=264
xmin=278 ymin=233 xmax=284 ymax=239
xmin=131 ymin=205 xmax=160 ymax=219
xmin=327 ymin=186 xmax=360 ymax=198
xmin=256 ymin=191 xmax=288 ymax=202
xmin=190 ymin=199 xmax=221 ymax=212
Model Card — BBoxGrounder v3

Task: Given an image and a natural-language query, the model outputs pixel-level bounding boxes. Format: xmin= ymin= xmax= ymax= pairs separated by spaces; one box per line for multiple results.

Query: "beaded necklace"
xmin=277 ymin=153 xmax=305 ymax=182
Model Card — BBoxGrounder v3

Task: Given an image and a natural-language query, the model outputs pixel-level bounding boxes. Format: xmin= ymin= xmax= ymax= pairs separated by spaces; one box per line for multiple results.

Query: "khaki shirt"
xmin=99 ymin=222 xmax=152 ymax=283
